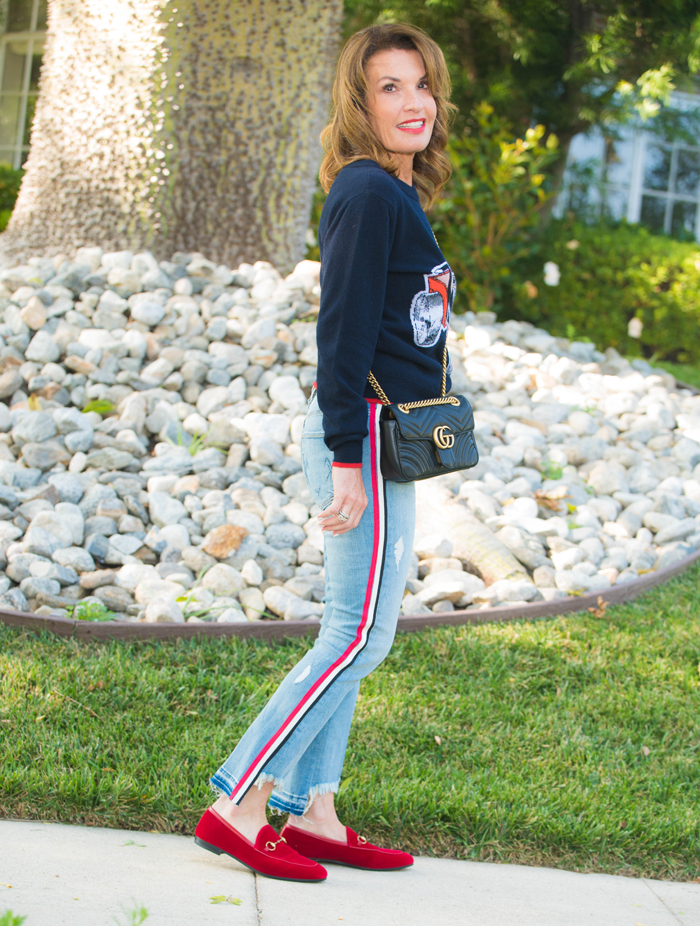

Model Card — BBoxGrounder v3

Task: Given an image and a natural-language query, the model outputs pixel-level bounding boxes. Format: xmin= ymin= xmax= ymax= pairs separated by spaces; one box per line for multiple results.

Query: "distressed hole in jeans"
xmin=311 ymin=457 xmax=333 ymax=509
xmin=394 ymin=536 xmax=405 ymax=571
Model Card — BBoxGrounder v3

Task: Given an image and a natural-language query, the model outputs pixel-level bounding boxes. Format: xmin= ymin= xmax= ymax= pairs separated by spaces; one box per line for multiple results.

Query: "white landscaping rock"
xmin=216 ymin=604 xmax=248 ymax=623
xmin=52 ymin=547 xmax=95 ymax=573
xmin=473 ymin=578 xmax=541 ymax=605
xmin=414 ymin=534 xmax=453 ymax=560
xmin=114 ymin=563 xmax=159 ymax=592
xmin=200 ymin=563 xmax=245 ymax=596
xmin=241 ymin=559 xmax=263 ymax=586
xmin=401 ymin=594 xmax=432 ymax=615
xmin=268 ymin=375 xmax=306 ymax=409
xmin=555 ymin=570 xmax=612 ymax=593
xmin=144 ymin=596 xmax=185 ymax=623
xmin=25 ymin=330 xmax=60 ymax=363
xmin=134 ymin=578 xmax=183 ymax=605
xmin=158 ymin=524 xmax=191 ymax=550
xmin=263 ymin=585 xmax=298 ymax=618
xmin=422 ymin=569 xmax=485 ymax=604
xmin=239 ymin=586 xmax=266 ymax=619
xmin=0 ymin=247 xmax=694 ymax=620
xmin=417 ymin=582 xmax=470 ymax=606
xmin=148 ymin=492 xmax=187 ymax=528
xmin=243 ymin=413 xmax=290 ymax=446
xmin=130 ymin=296 xmax=165 ymax=326
xmin=284 ymin=598 xmax=324 ymax=620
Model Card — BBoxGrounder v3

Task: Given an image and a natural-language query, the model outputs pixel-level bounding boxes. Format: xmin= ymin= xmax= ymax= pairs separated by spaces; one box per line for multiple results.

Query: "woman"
xmin=194 ymin=22 xmax=456 ymax=883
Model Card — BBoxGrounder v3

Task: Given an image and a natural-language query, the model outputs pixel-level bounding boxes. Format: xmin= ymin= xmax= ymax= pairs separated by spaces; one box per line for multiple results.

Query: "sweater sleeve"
xmin=316 ymin=191 xmax=395 ymax=465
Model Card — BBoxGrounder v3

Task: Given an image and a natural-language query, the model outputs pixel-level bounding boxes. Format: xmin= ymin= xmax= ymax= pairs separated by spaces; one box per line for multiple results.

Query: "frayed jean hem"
xmin=269 ymin=779 xmax=340 ymax=817
xmin=209 ymin=770 xmax=284 ymax=804
xmin=209 ymin=771 xmax=235 ymax=800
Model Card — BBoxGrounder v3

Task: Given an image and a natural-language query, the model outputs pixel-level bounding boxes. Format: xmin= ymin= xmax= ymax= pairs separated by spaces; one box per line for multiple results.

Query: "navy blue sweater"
xmin=316 ymin=159 xmax=455 ymax=466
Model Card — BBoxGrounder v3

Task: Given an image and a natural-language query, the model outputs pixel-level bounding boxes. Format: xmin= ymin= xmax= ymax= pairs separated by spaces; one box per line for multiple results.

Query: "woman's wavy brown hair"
xmin=319 ymin=23 xmax=456 ymax=210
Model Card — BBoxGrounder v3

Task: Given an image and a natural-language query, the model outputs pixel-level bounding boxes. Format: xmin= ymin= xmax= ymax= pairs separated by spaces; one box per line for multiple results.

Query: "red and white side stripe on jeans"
xmin=227 ymin=402 xmax=387 ymax=804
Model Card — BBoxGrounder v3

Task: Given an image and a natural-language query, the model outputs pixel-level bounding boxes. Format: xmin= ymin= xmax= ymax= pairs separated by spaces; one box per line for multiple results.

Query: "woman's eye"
xmin=382 ymin=84 xmax=396 ymax=92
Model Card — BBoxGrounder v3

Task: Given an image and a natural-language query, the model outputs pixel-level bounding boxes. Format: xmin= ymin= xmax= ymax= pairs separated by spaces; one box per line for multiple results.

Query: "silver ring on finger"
xmin=336 ymin=508 xmax=349 ymax=522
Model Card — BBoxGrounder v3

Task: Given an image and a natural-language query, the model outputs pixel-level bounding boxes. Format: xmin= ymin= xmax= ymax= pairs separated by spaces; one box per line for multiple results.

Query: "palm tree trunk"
xmin=415 ymin=478 xmax=530 ymax=585
xmin=1 ymin=0 xmax=342 ymax=272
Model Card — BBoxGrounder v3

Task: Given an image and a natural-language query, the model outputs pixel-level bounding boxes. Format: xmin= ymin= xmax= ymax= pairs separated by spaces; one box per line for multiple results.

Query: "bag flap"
xmin=382 ymin=395 xmax=474 ymax=441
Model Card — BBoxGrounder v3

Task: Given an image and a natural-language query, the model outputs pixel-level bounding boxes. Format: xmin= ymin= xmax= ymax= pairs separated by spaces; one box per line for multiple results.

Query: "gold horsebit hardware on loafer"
xmin=432 ymin=425 xmax=455 ymax=450
xmin=265 ymin=836 xmax=287 ymax=851
xmin=357 ymin=835 xmax=368 ymax=844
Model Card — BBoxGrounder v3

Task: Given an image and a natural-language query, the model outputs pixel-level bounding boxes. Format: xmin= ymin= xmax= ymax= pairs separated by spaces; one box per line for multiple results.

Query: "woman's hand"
xmin=318 ymin=466 xmax=368 ymax=536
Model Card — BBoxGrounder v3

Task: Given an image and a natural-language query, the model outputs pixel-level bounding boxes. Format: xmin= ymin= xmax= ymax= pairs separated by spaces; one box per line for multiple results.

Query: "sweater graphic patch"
xmin=409 ymin=262 xmax=455 ymax=348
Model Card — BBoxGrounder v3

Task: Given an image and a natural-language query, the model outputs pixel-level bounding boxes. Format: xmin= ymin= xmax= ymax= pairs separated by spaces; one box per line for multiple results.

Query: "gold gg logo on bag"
xmin=432 ymin=425 xmax=454 ymax=450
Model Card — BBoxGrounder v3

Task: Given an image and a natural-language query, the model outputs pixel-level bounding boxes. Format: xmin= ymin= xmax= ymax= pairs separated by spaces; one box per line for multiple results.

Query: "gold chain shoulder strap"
xmin=368 ymin=342 xmax=460 ymax=414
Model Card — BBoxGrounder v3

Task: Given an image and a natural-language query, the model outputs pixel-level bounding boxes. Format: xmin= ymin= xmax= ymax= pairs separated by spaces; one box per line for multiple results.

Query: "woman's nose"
xmin=403 ymin=92 xmax=423 ymax=112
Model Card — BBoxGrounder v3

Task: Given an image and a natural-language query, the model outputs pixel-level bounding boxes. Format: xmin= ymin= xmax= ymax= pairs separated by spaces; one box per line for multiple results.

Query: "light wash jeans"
xmin=210 ymin=395 xmax=415 ymax=815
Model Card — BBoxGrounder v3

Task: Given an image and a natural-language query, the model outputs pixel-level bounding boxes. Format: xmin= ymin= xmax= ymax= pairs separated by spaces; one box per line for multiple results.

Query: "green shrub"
xmin=509 ymin=218 xmax=700 ymax=363
xmin=66 ymin=600 xmax=117 ymax=622
xmin=0 ymin=161 xmax=24 ymax=231
xmin=432 ymin=103 xmax=559 ymax=313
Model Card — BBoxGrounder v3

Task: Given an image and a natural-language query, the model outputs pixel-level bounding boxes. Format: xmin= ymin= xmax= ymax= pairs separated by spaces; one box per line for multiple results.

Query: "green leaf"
xmin=541 ymin=460 xmax=564 ymax=481
xmin=112 ymin=905 xmax=149 ymax=925
xmin=0 ymin=912 xmax=27 ymax=926
xmin=82 ymin=399 xmax=116 ymax=417
xmin=209 ymin=895 xmax=242 ymax=905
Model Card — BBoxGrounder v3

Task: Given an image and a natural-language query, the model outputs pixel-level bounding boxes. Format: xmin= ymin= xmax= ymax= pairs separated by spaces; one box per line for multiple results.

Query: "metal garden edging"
xmin=1 ymin=549 xmax=698 ymax=644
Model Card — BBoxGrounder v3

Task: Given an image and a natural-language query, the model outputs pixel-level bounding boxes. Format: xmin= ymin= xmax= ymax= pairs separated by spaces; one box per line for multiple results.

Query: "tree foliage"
xmin=432 ymin=103 xmax=560 ymax=312
xmin=344 ymin=1 xmax=700 ymax=147
xmin=333 ymin=1 xmax=700 ymax=328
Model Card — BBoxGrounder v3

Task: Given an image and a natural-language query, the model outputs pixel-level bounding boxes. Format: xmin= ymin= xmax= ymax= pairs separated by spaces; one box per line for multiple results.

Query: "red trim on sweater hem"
xmin=313 ymin=387 xmax=381 ymax=406
xmin=333 ymin=462 xmax=362 ymax=468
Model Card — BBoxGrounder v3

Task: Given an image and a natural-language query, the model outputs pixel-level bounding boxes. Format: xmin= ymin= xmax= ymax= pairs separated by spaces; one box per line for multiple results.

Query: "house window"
xmin=557 ymin=91 xmax=700 ymax=242
xmin=637 ymin=139 xmax=700 ymax=240
xmin=0 ymin=0 xmax=47 ymax=169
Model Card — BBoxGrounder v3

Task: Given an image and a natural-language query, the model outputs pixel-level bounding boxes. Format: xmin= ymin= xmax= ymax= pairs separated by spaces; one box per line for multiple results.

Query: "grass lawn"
xmin=655 ymin=359 xmax=700 ymax=392
xmin=1 ymin=566 xmax=699 ymax=882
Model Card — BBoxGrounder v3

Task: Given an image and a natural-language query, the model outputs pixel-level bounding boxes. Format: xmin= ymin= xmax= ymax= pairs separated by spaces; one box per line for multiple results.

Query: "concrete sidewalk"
xmin=0 ymin=819 xmax=698 ymax=926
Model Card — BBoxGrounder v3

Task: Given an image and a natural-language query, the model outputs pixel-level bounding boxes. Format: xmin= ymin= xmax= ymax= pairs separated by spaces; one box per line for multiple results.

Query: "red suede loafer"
xmin=281 ymin=824 xmax=414 ymax=871
xmin=194 ymin=808 xmax=327 ymax=882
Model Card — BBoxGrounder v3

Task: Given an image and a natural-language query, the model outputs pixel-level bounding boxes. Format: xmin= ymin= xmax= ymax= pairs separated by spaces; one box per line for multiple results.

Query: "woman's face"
xmin=364 ymin=48 xmax=437 ymax=157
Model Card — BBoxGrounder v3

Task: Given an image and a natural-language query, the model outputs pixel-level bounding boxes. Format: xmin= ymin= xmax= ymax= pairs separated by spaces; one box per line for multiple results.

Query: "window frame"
xmin=557 ymin=90 xmax=700 ymax=242
xmin=627 ymin=134 xmax=700 ymax=240
xmin=0 ymin=0 xmax=46 ymax=169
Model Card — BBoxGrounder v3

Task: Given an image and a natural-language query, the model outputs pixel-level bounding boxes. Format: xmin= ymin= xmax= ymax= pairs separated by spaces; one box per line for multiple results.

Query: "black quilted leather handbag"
xmin=368 ymin=344 xmax=479 ymax=483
